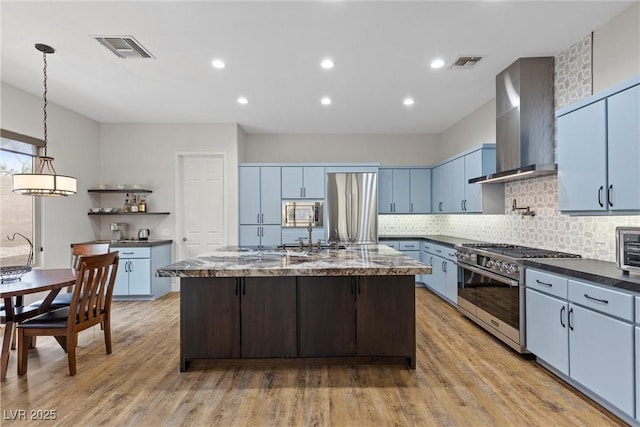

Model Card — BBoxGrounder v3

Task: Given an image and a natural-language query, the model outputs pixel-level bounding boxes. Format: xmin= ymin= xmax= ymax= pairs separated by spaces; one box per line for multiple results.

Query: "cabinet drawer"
xmin=568 ymin=280 xmax=634 ymax=322
xmin=526 ymin=269 xmax=568 ymax=299
xmin=384 ymin=241 xmax=400 ymax=250
xmin=399 ymin=241 xmax=420 ymax=251
xmin=421 ymin=243 xmax=431 ymax=254
xmin=111 ymin=247 xmax=151 ymax=259
xmin=431 ymin=244 xmax=456 ymax=262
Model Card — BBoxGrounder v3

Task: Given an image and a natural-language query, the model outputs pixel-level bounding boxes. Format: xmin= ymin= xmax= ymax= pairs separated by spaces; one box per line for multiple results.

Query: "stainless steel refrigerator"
xmin=326 ymin=172 xmax=378 ymax=244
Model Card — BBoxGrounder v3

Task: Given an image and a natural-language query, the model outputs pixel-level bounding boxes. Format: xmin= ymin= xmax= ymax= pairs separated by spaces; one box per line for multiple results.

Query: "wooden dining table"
xmin=1 ymin=268 xmax=76 ymax=380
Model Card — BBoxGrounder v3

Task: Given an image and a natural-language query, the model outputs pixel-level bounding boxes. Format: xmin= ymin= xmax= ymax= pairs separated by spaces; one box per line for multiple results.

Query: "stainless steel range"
xmin=455 ymin=243 xmax=580 ymax=353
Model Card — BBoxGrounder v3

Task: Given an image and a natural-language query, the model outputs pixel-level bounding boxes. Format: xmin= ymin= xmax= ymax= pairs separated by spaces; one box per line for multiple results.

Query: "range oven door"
xmin=457 ymin=263 xmax=520 ymax=346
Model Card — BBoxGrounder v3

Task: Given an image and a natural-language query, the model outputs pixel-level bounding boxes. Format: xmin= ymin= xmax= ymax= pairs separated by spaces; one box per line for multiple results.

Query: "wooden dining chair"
xmin=29 ymin=242 xmax=110 ymax=310
xmin=17 ymin=251 xmax=119 ymax=376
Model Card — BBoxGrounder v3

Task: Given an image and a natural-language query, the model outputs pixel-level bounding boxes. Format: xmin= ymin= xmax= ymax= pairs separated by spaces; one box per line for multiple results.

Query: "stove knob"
xmin=493 ymin=261 xmax=502 ymax=271
xmin=464 ymin=253 xmax=471 ymax=261
xmin=507 ymin=264 xmax=518 ymax=275
xmin=487 ymin=260 xmax=495 ymax=268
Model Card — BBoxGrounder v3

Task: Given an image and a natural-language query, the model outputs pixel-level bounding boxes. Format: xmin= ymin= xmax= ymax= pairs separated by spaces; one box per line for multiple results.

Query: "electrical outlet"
xmin=161 ymin=229 xmax=170 ymax=237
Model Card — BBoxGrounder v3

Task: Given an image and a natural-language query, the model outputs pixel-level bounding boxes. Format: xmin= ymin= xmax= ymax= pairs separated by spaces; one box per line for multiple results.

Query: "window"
xmin=0 ymin=129 xmax=42 ymax=268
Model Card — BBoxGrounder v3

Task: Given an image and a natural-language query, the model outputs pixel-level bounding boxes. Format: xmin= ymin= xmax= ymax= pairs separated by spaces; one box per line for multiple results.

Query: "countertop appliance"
xmin=326 ymin=172 xmax=377 ymax=244
xmin=138 ymin=228 xmax=150 ymax=241
xmin=455 ymin=243 xmax=581 ymax=353
xmin=616 ymin=226 xmax=640 ymax=274
xmin=282 ymin=201 xmax=323 ymax=228
xmin=110 ymin=222 xmax=126 ymax=242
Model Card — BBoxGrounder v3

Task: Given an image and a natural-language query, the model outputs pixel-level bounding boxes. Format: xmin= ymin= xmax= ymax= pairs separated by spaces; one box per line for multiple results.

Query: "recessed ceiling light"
xmin=321 ymin=58 xmax=335 ymax=69
xmin=237 ymin=97 xmax=248 ymax=105
xmin=321 ymin=97 xmax=332 ymax=105
xmin=403 ymin=98 xmax=415 ymax=106
xmin=211 ymin=59 xmax=225 ymax=69
xmin=431 ymin=59 xmax=445 ymax=69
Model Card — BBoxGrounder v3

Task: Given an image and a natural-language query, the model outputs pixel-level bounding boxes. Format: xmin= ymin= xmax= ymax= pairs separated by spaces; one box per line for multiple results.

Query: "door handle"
xmin=597 ymin=186 xmax=604 ymax=207
xmin=560 ymin=306 xmax=566 ymax=328
xmin=568 ymin=307 xmax=574 ymax=330
xmin=607 ymin=185 xmax=613 ymax=207
xmin=182 ymin=237 xmax=187 ymax=242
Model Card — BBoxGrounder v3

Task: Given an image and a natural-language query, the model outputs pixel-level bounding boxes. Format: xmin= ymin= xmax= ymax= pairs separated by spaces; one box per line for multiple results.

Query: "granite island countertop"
xmin=72 ymin=239 xmax=173 ymax=248
xmin=157 ymin=244 xmax=430 ymax=278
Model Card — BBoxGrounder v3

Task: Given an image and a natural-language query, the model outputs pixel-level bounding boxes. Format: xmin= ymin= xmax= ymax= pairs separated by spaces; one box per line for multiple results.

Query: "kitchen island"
xmin=157 ymin=244 xmax=430 ymax=370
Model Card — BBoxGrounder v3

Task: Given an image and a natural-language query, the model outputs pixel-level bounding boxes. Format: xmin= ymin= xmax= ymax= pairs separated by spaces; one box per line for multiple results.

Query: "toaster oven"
xmin=616 ymin=226 xmax=640 ymax=274
xmin=282 ymin=201 xmax=323 ymax=228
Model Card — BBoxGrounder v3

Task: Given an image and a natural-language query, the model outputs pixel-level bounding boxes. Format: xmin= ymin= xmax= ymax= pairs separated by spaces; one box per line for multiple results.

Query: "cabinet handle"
xmin=435 ymin=249 xmax=442 ymax=253
xmin=257 ymin=213 xmax=260 ymax=223
xmin=357 ymin=278 xmax=361 ymax=295
xmin=242 ymin=278 xmax=246 ymax=295
xmin=261 ymin=227 xmax=264 ymax=237
xmin=560 ymin=306 xmax=566 ymax=328
xmin=607 ymin=185 xmax=613 ymax=207
xmin=257 ymin=227 xmax=260 ymax=237
xmin=429 ymin=256 xmax=433 ymax=266
xmin=464 ymin=200 xmax=467 ymax=211
xmin=461 ymin=200 xmax=464 ymax=211
xmin=261 ymin=213 xmax=264 ymax=223
xmin=584 ymin=294 xmax=608 ymax=304
xmin=122 ymin=251 xmax=134 ymax=255
xmin=303 ymin=187 xmax=306 ymax=197
xmin=439 ymin=201 xmax=443 ymax=212
xmin=597 ymin=186 xmax=604 ymax=207
xmin=568 ymin=307 xmax=574 ymax=330
xmin=410 ymin=202 xmax=413 ymax=213
xmin=535 ymin=279 xmax=553 ymax=287
xmin=300 ymin=188 xmax=303 ymax=197
xmin=442 ymin=261 xmax=446 ymax=272
xmin=129 ymin=261 xmax=133 ymax=272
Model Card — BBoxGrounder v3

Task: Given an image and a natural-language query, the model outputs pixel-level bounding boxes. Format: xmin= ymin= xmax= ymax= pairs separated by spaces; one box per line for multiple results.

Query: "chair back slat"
xmin=71 ymin=243 xmax=110 ymax=270
xmin=69 ymin=252 xmax=119 ymax=330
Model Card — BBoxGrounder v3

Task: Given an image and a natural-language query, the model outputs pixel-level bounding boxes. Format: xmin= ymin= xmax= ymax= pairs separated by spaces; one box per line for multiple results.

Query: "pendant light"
xmin=12 ymin=43 xmax=77 ymax=196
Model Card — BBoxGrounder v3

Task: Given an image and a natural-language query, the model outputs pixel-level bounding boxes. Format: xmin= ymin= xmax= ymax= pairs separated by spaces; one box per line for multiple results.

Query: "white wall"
xmin=245 ymin=133 xmax=441 ymax=166
xmin=593 ymin=2 xmax=640 ymax=92
xmin=1 ymin=83 xmax=100 ymax=268
xmin=438 ymin=99 xmax=496 ymax=163
xmin=98 ymin=123 xmax=241 ymax=255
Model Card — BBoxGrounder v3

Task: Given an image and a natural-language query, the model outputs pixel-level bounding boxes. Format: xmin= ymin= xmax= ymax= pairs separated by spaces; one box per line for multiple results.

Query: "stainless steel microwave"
xmin=616 ymin=226 xmax=640 ymax=274
xmin=282 ymin=201 xmax=323 ymax=227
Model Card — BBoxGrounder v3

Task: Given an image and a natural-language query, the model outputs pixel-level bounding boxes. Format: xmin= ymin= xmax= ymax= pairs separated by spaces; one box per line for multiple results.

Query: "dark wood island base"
xmin=180 ymin=275 xmax=416 ymax=370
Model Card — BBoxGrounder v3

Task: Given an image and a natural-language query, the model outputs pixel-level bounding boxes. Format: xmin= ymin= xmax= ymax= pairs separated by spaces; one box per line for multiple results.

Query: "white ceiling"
xmin=1 ymin=1 xmax=635 ymax=134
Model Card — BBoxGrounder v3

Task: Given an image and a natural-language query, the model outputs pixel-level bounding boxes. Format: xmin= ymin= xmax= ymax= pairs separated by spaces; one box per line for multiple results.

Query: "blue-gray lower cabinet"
xmin=525 ymin=268 xmax=636 ymax=421
xmin=422 ymin=243 xmax=457 ymax=305
xmin=112 ymin=245 xmax=171 ymax=300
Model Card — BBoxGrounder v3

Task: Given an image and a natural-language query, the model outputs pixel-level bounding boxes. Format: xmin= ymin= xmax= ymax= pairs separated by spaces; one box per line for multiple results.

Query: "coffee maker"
xmin=110 ymin=223 xmax=127 ymax=242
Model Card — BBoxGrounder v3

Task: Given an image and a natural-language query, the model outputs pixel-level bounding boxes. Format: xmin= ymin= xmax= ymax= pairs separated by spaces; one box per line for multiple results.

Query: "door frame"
xmin=174 ymin=152 xmax=228 ymax=263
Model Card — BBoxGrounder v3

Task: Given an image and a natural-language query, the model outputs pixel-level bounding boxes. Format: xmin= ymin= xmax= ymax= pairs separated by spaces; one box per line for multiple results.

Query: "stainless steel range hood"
xmin=470 ymin=57 xmax=556 ymax=184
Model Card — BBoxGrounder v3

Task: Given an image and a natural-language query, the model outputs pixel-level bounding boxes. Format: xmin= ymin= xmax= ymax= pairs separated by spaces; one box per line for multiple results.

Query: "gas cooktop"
xmin=459 ymin=243 xmax=581 ymax=260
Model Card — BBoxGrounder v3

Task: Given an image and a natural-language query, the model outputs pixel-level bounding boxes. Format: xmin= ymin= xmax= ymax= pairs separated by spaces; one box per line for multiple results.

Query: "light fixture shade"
xmin=12 ymin=173 xmax=77 ymax=196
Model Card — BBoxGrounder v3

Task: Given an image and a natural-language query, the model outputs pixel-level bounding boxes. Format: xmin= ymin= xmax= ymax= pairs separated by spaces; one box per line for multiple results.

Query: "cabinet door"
xmin=443 ymin=259 xmax=458 ymax=304
xmin=431 ymin=166 xmax=443 ymax=213
xmin=463 ymin=150 xmax=483 ymax=213
xmin=607 ymin=85 xmax=640 ymax=211
xmin=410 ymin=169 xmax=431 ymax=213
xmin=356 ymin=276 xmax=415 ymax=358
xmin=400 ymin=249 xmax=421 ymax=283
xmin=128 ymin=258 xmax=151 ymax=295
xmin=260 ymin=225 xmax=282 ymax=247
xmin=239 ymin=225 xmax=261 ymax=247
xmin=525 ymin=289 xmax=569 ymax=375
xmin=298 ymin=276 xmax=355 ymax=357
xmin=239 ymin=166 xmax=261 ymax=225
xmin=302 ymin=167 xmax=325 ymax=199
xmin=392 ymin=169 xmax=411 ymax=213
xmin=448 ymin=157 xmax=465 ymax=213
xmin=378 ymin=168 xmax=394 ymax=214
xmin=241 ymin=277 xmax=297 ymax=358
xmin=430 ymin=256 xmax=446 ymax=296
xmin=281 ymin=167 xmax=303 ymax=198
xmin=260 ymin=167 xmax=282 ymax=224
xmin=113 ymin=258 xmax=130 ymax=295
xmin=569 ymin=304 xmax=634 ymax=417
xmin=557 ymin=100 xmax=607 ymax=212
xmin=421 ymin=252 xmax=434 ymax=289
xmin=181 ymin=278 xmax=240 ymax=359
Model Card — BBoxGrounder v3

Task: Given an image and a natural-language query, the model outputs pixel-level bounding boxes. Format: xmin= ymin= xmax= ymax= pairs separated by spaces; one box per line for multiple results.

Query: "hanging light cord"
xmin=42 ymin=48 xmax=48 ymax=156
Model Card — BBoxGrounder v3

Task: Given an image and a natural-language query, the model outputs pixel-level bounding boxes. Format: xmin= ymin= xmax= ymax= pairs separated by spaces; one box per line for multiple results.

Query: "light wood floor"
xmin=0 ymin=288 xmax=625 ymax=426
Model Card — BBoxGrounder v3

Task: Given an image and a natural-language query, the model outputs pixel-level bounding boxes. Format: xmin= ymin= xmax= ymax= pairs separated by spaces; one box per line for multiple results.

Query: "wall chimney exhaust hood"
xmin=470 ymin=57 xmax=555 ymax=184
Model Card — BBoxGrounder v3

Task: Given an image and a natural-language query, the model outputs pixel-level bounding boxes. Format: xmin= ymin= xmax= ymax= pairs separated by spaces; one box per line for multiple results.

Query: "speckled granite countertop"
xmin=524 ymin=258 xmax=640 ymax=295
xmin=156 ymin=245 xmax=430 ymax=278
xmin=72 ymin=239 xmax=173 ymax=248
xmin=379 ymin=235 xmax=485 ymax=248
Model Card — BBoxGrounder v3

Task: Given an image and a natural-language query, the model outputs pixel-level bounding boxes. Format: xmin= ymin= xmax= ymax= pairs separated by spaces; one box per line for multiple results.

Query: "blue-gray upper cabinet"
xmin=379 ymin=168 xmax=430 ymax=214
xmin=239 ymin=167 xmax=282 ymax=247
xmin=558 ymin=82 xmax=640 ymax=213
xmin=432 ymin=146 xmax=502 ymax=214
xmin=281 ymin=166 xmax=325 ymax=199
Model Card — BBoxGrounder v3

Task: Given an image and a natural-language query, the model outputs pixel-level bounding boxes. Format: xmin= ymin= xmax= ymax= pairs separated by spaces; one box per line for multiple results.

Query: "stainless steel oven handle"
xmin=456 ymin=262 xmax=519 ymax=287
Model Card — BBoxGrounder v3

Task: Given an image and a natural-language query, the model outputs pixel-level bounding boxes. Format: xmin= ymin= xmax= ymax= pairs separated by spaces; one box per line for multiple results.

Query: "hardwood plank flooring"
xmin=0 ymin=288 xmax=625 ymax=426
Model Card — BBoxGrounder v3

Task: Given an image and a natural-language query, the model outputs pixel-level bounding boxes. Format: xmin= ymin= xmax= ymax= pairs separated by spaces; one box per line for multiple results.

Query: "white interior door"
xmin=177 ymin=154 xmax=226 ymax=259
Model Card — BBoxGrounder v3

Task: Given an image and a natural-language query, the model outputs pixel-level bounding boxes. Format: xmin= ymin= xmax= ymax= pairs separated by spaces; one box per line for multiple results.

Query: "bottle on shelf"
xmin=138 ymin=196 xmax=147 ymax=213
xmin=131 ymin=195 xmax=139 ymax=212
xmin=124 ymin=194 xmax=131 ymax=213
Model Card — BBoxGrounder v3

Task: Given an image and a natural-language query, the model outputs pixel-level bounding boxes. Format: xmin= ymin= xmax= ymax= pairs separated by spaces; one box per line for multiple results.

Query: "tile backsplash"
xmin=379 ymin=175 xmax=640 ymax=262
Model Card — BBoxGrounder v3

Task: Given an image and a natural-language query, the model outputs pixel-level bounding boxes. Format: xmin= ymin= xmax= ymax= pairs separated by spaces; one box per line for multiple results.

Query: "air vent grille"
xmin=450 ymin=56 xmax=483 ymax=69
xmin=94 ymin=36 xmax=154 ymax=59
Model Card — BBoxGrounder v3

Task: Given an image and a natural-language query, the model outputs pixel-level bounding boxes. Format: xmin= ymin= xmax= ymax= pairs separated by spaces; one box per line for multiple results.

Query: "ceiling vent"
xmin=94 ymin=36 xmax=154 ymax=59
xmin=450 ymin=56 xmax=483 ymax=69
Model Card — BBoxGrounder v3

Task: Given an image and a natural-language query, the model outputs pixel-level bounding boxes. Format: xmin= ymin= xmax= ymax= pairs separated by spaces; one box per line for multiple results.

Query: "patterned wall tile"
xmin=555 ymin=34 xmax=593 ymax=110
